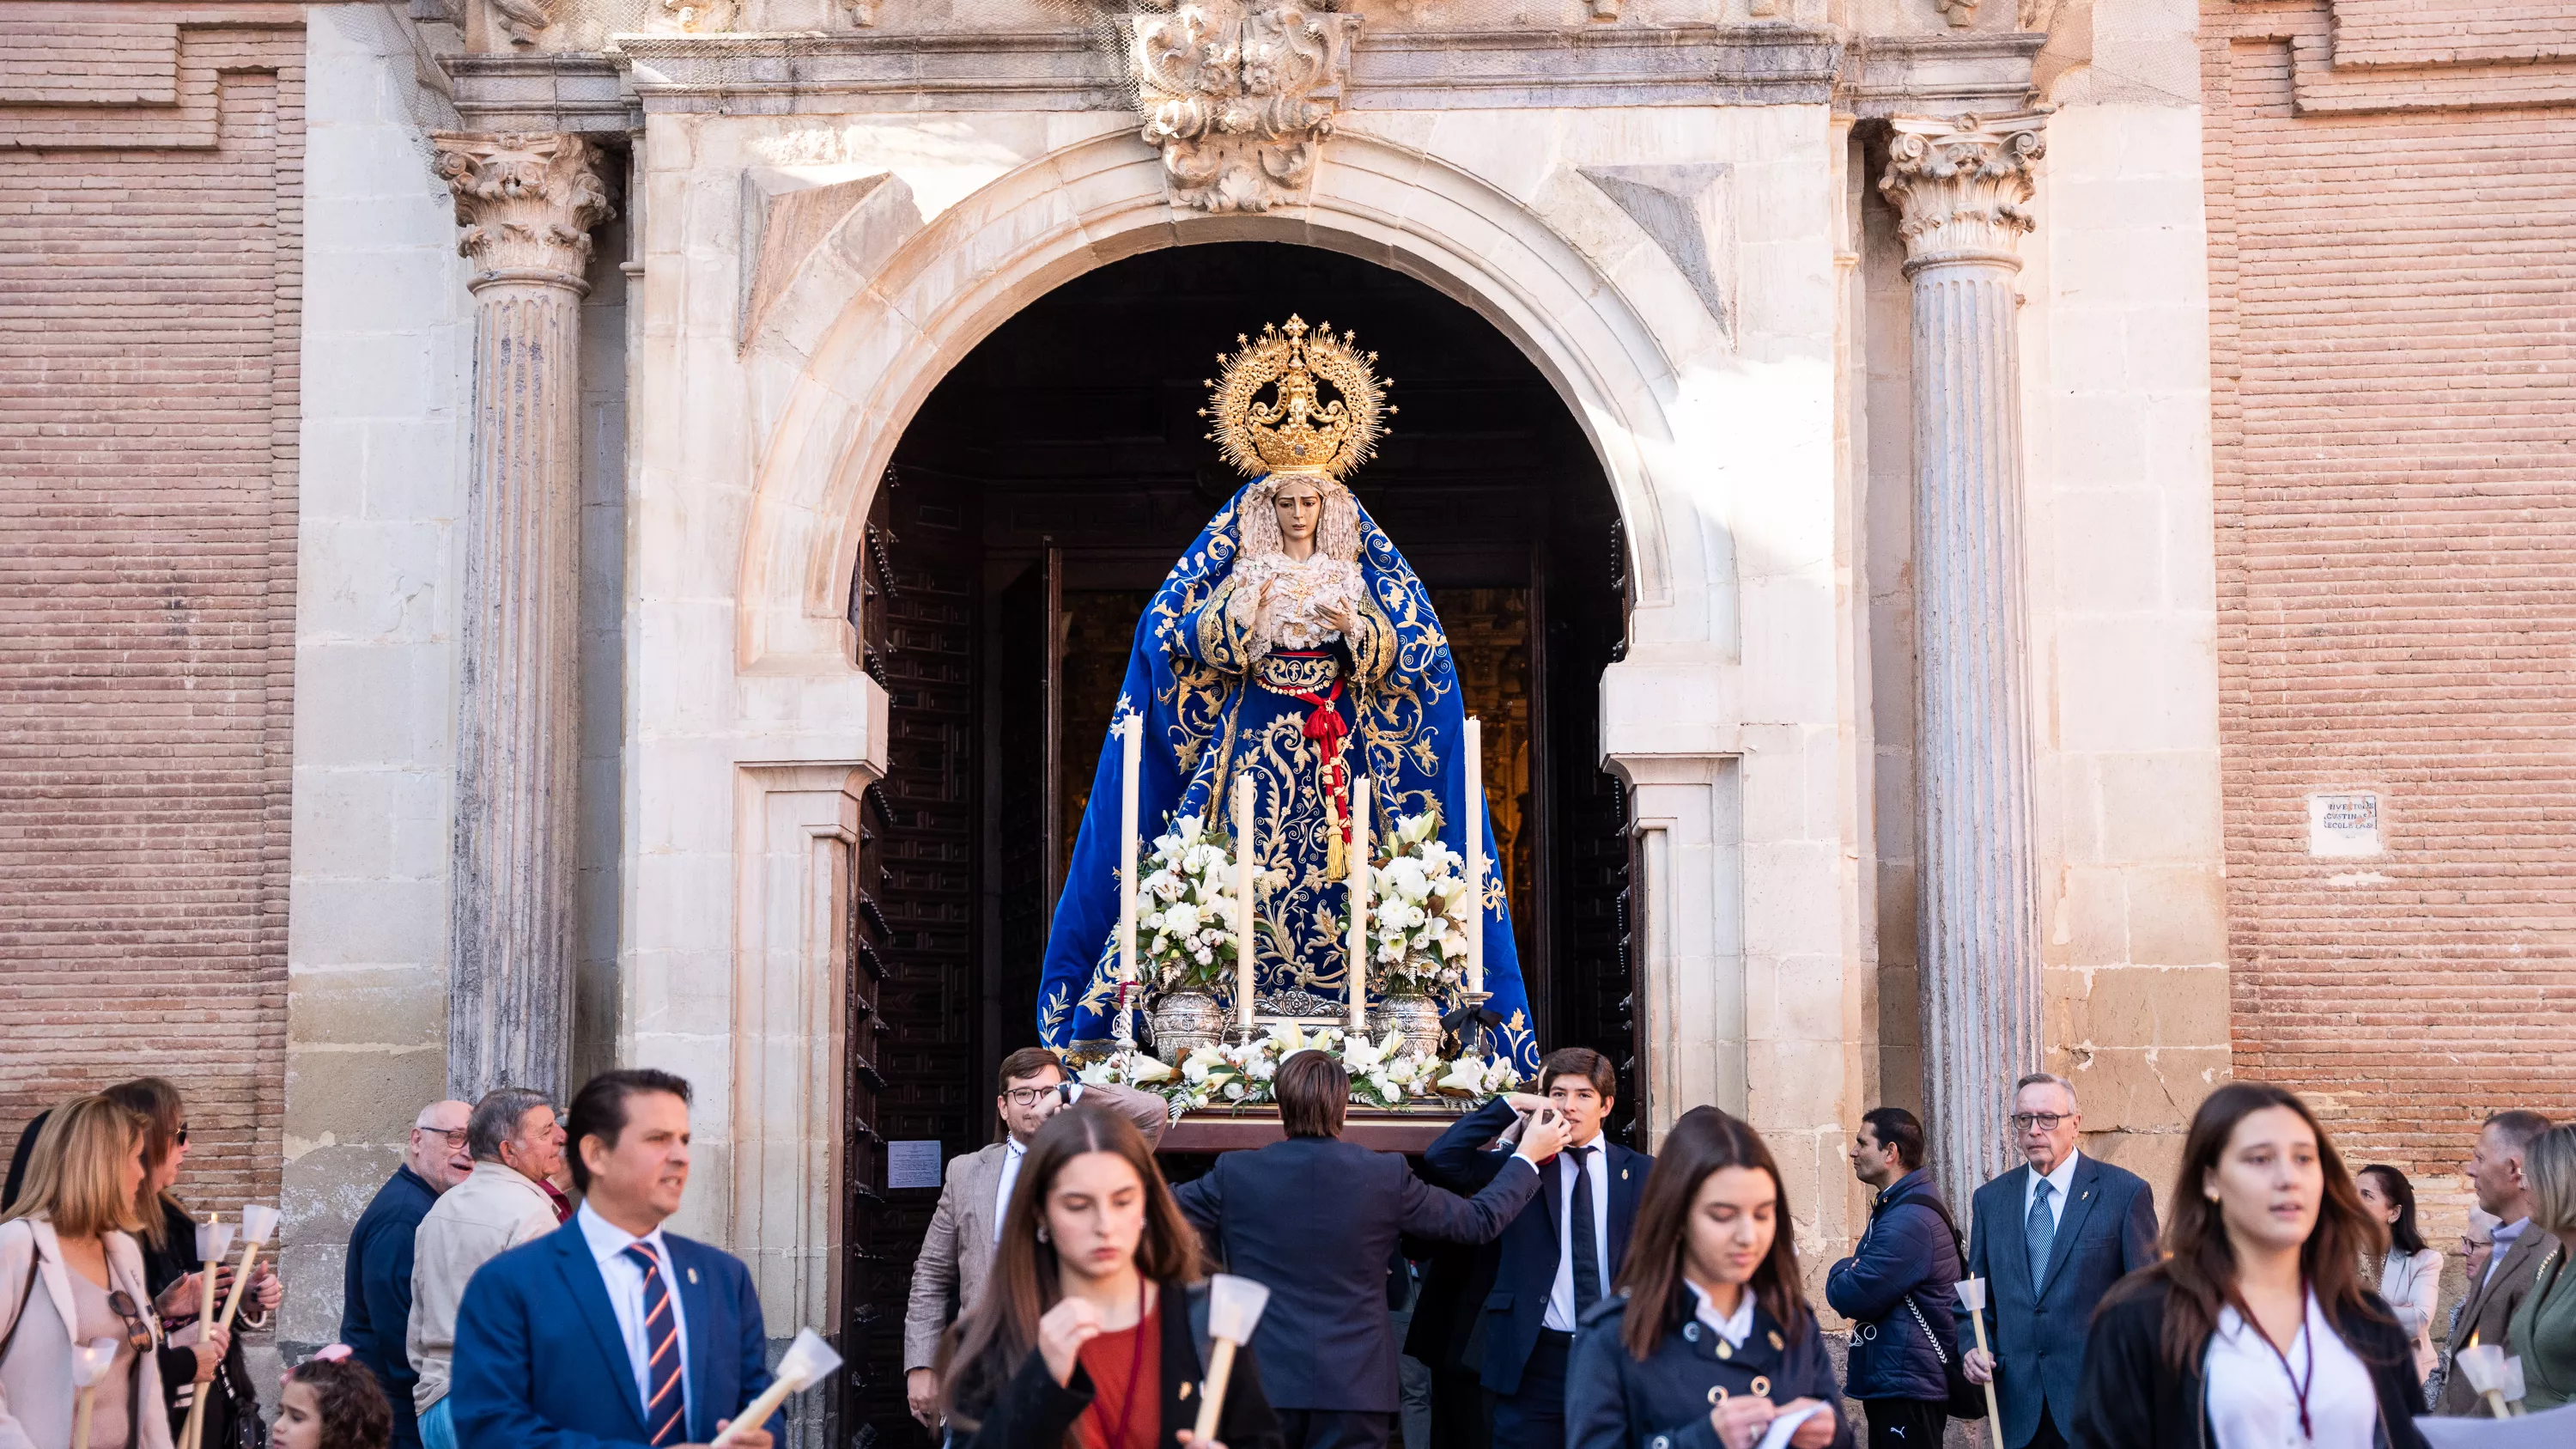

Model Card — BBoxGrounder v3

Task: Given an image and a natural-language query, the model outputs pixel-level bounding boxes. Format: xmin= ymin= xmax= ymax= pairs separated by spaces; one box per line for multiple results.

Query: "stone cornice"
xmin=430 ymin=131 xmax=617 ymax=290
xmin=444 ymin=26 xmax=1844 ymax=125
xmin=1876 ymin=110 xmax=2047 ymax=273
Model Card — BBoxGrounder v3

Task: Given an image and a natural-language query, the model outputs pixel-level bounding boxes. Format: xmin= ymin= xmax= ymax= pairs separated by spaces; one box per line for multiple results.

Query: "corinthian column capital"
xmin=429 ymin=131 xmax=615 ymax=292
xmin=1878 ymin=112 xmax=2048 ymax=272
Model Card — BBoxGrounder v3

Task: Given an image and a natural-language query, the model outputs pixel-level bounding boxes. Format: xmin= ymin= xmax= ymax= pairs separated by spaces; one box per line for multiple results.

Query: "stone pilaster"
xmin=1878 ymin=112 xmax=2048 ymax=1215
xmin=430 ymin=131 xmax=613 ymax=1103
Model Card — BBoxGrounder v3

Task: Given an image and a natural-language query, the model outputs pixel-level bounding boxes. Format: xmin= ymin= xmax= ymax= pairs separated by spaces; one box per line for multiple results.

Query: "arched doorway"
xmin=841 ymin=240 xmax=1631 ymax=1437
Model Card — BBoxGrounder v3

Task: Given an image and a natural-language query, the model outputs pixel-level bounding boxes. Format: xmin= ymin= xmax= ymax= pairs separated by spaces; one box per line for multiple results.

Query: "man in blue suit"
xmin=450 ymin=1068 xmax=782 ymax=1449
xmin=1174 ymin=1049 xmax=1563 ymax=1449
xmin=1422 ymin=1047 xmax=1649 ymax=1449
xmin=1959 ymin=1073 xmax=2158 ymax=1449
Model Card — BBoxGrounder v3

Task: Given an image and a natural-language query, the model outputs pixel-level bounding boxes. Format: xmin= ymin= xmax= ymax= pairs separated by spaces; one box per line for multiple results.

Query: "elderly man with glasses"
xmin=339 ymin=1099 xmax=471 ymax=1449
xmin=900 ymin=1046 xmax=1169 ymax=1427
xmin=1959 ymin=1073 xmax=2157 ymax=1449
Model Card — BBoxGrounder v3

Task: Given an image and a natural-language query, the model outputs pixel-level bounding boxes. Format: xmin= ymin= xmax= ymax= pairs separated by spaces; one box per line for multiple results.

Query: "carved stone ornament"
xmin=1935 ymin=0 xmax=1976 ymax=27
xmin=1876 ymin=112 xmax=2048 ymax=271
xmin=430 ymin=132 xmax=616 ymax=289
xmin=485 ymin=0 xmax=553 ymax=46
xmin=1125 ymin=1 xmax=1364 ymax=214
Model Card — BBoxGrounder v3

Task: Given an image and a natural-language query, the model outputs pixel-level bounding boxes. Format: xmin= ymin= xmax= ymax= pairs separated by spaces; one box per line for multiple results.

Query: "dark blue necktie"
xmin=623 ymin=1243 xmax=685 ymax=1446
xmin=1570 ymin=1146 xmax=1602 ymax=1314
xmin=2026 ymin=1179 xmax=2057 ymax=1292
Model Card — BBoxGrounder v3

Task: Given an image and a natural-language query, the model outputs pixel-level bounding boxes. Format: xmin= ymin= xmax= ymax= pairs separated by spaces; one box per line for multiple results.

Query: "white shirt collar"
xmin=576 ymin=1199 xmax=669 ymax=1263
xmin=1685 ymin=1282 xmax=1756 ymax=1349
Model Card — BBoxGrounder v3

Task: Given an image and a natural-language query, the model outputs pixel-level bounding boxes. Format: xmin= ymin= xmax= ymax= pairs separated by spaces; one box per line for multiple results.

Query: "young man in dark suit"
xmin=448 ymin=1068 xmax=781 ymax=1449
xmin=1173 ymin=1049 xmax=1564 ymax=1449
xmin=1422 ymin=1047 xmax=1650 ymax=1449
xmin=1959 ymin=1073 xmax=2158 ymax=1449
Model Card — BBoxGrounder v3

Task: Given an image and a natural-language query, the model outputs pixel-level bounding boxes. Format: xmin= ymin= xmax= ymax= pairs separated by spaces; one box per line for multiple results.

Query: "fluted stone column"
xmin=1878 ymin=113 xmax=2048 ymax=1215
xmin=430 ymin=132 xmax=613 ymax=1103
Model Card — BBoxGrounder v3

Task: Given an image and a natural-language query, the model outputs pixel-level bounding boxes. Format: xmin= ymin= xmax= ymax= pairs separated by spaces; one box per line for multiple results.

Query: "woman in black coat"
xmin=2069 ymin=1082 xmax=2427 ymax=1449
xmin=108 ymin=1080 xmax=280 ymax=1449
xmin=938 ymin=1104 xmax=1282 ymax=1449
xmin=1567 ymin=1108 xmax=1849 ymax=1449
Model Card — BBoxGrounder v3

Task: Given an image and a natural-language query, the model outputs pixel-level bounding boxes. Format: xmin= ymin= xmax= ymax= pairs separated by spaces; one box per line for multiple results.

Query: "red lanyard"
xmin=2243 ymin=1283 xmax=2315 ymax=1440
xmin=1092 ymin=1282 xmax=1151 ymax=1449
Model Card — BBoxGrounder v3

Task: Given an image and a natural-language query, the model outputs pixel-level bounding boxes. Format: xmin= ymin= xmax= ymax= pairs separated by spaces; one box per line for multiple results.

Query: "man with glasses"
xmin=340 ymin=1099 xmax=471 ymax=1449
xmin=1959 ymin=1073 xmax=2155 ymax=1449
xmin=901 ymin=1046 xmax=1169 ymax=1426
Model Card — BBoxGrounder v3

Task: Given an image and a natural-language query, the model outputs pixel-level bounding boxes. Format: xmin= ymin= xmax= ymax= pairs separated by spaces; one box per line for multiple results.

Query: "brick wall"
xmin=0 ymin=8 xmax=305 ymax=1211
xmin=2203 ymin=1 xmax=2576 ymax=1185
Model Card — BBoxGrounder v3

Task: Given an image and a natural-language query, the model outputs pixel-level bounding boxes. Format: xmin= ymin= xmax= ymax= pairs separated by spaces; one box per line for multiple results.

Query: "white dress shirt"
xmin=993 ymin=1137 xmax=1029 ymax=1244
xmin=2023 ymin=1151 xmax=2081 ymax=1231
xmin=1542 ymin=1138 xmax=1614 ymax=1333
xmin=577 ymin=1201 xmax=694 ymax=1431
xmin=1685 ymin=1281 xmax=1756 ymax=1349
xmin=2487 ymin=1217 xmax=2531 ymax=1288
xmin=2203 ymin=1294 xmax=2375 ymax=1449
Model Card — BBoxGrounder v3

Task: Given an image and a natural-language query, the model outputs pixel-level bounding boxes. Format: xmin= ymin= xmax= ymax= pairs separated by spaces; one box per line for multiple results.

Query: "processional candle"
xmin=1346 ymin=776 xmax=1370 ymax=1035
xmin=1463 ymin=716 xmax=1485 ymax=996
xmin=1118 ymin=715 xmax=1140 ymax=995
xmin=1235 ymin=773 xmax=1256 ymax=1034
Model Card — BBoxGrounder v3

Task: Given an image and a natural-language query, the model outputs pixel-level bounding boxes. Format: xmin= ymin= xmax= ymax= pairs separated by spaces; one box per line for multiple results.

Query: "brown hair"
xmin=1540 ymin=1047 xmax=1616 ymax=1102
xmin=997 ymin=1048 xmax=1067 ymax=1094
xmin=1275 ymin=1051 xmax=1349 ymax=1138
xmin=936 ymin=1105 xmax=1201 ymax=1428
xmin=102 ymin=1077 xmax=185 ymax=1249
xmin=287 ymin=1357 xmax=393 ymax=1449
xmin=2117 ymin=1081 xmax=2391 ymax=1373
xmin=1 ymin=1095 xmax=146 ymax=1239
xmin=1613 ymin=1106 xmax=1807 ymax=1361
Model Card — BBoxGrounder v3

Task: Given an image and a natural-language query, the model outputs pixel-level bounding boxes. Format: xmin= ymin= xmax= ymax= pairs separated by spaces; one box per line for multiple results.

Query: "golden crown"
xmin=1200 ymin=315 xmax=1394 ymax=481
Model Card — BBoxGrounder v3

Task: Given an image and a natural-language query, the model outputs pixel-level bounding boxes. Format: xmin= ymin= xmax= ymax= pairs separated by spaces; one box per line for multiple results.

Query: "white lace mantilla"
xmin=1234 ymin=550 xmax=1364 ymax=653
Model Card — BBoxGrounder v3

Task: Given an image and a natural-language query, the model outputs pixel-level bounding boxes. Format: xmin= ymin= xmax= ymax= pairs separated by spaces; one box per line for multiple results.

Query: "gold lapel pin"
xmin=1767 ymin=1330 xmax=1784 ymax=1350
xmin=688 ymin=1268 xmax=700 ymax=1284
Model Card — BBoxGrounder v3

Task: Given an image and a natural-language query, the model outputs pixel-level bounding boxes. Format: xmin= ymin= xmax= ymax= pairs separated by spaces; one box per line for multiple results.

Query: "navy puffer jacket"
xmin=1825 ymin=1168 xmax=1964 ymax=1403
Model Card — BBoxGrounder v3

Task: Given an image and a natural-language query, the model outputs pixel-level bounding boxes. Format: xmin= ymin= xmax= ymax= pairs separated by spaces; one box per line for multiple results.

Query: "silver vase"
xmin=1148 ymin=989 xmax=1225 ymax=1063
xmin=1368 ymin=991 xmax=1446 ymax=1060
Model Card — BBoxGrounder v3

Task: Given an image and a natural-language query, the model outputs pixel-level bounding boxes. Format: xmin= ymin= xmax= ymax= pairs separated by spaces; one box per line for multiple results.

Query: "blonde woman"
xmin=2506 ymin=1124 xmax=2576 ymax=1410
xmin=0 ymin=1095 xmax=191 ymax=1449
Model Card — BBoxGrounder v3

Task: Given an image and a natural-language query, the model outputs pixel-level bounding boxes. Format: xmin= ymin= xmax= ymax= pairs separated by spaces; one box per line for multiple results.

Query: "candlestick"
xmin=183 ymin=1215 xmax=234 ymax=1449
xmin=1116 ymin=713 xmax=1141 ymax=1052
xmin=1957 ymin=1277 xmax=2003 ymax=1449
xmin=1346 ymin=775 xmax=1370 ymax=1035
xmin=71 ymin=1336 xmax=118 ymax=1449
xmin=1234 ymin=773 xmax=1256 ymax=1037
xmin=1462 ymin=716 xmax=1485 ymax=996
xmin=216 ymin=1203 xmax=280 ymax=1330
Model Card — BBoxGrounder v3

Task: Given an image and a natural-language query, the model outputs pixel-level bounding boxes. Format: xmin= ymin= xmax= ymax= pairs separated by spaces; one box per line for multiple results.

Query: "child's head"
xmin=276 ymin=1351 xmax=390 ymax=1449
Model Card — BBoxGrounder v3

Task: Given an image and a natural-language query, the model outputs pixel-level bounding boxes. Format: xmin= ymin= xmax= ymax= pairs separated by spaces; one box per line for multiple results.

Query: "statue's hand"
xmin=1325 ymin=600 xmax=1359 ymax=637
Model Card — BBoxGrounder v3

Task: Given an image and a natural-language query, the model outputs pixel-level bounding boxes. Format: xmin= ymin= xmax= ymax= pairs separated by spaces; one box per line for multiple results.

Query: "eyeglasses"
xmin=420 ymin=1128 xmax=470 ymax=1148
xmin=1003 ymin=1085 xmax=1067 ymax=1109
xmin=2010 ymin=1112 xmax=2072 ymax=1132
xmin=174 ymin=1125 xmax=189 ymax=1148
xmin=107 ymin=1290 xmax=156 ymax=1354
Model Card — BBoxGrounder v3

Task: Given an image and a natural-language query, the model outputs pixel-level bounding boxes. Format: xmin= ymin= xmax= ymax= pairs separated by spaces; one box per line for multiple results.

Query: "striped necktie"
xmin=623 ymin=1242 xmax=685 ymax=1446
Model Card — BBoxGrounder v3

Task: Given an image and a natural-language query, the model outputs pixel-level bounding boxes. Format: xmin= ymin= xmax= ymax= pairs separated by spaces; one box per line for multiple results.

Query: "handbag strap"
xmin=0 ymin=1227 xmax=44 ymax=1373
xmin=1901 ymin=1292 xmax=1950 ymax=1367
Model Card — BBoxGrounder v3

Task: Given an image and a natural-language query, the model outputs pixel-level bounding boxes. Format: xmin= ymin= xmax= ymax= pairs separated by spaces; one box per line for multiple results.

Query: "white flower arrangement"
xmin=1136 ymin=813 xmax=1244 ymax=995
xmin=1364 ymin=811 xmax=1474 ymax=995
xmin=1077 ymin=1020 xmax=1521 ymax=1116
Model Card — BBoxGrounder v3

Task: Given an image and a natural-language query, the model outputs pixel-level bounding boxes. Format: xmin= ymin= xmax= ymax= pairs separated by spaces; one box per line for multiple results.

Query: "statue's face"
xmin=1272 ymin=480 xmax=1323 ymax=545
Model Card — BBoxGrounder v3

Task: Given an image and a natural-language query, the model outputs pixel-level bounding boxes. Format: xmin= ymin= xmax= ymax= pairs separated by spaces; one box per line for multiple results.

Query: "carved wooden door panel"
xmin=845 ymin=470 xmax=982 ymax=1446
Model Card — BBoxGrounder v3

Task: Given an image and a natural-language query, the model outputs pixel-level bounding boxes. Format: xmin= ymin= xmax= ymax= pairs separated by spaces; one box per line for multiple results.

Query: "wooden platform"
xmin=1156 ymin=1103 xmax=1480 ymax=1154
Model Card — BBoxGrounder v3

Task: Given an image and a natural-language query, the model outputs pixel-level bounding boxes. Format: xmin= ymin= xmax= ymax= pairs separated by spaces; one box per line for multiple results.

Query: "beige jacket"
xmin=901 ymin=1083 xmax=1170 ymax=1372
xmin=0 ymin=1217 xmax=174 ymax=1449
xmin=407 ymin=1160 xmax=558 ymax=1413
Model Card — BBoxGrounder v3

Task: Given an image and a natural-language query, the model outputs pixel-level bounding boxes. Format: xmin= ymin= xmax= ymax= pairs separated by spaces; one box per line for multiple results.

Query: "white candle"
xmin=1462 ymin=716 xmax=1485 ymax=996
xmin=1346 ymin=775 xmax=1370 ymax=1034
xmin=1235 ymin=773 xmax=1256 ymax=1034
xmin=1119 ymin=714 xmax=1141 ymax=993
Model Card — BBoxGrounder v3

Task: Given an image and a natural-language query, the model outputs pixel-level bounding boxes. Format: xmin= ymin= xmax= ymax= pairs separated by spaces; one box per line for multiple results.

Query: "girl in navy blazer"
xmin=938 ymin=1105 xmax=1283 ymax=1449
xmin=1566 ymin=1108 xmax=1850 ymax=1449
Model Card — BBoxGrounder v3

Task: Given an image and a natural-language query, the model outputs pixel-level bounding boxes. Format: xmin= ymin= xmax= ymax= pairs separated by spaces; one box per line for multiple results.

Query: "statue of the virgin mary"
xmin=1036 ymin=316 xmax=1540 ymax=1073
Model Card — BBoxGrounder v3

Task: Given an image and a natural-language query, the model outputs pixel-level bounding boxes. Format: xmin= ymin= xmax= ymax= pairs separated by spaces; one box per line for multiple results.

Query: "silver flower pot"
xmin=1368 ymin=991 xmax=1445 ymax=1060
xmin=1149 ymin=989 xmax=1225 ymax=1063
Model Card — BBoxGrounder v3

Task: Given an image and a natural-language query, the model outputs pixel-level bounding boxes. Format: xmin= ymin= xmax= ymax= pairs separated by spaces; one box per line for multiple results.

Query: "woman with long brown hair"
xmin=935 ymin=1104 xmax=1282 ymax=1449
xmin=103 ymin=1079 xmax=278 ymax=1449
xmin=1566 ymin=1107 xmax=1846 ymax=1449
xmin=0 ymin=1093 xmax=179 ymax=1449
xmin=2069 ymin=1081 xmax=2427 ymax=1449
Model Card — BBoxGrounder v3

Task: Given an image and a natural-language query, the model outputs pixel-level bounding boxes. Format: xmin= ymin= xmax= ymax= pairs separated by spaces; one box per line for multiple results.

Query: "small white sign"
xmin=886 ymin=1140 xmax=944 ymax=1190
xmin=2307 ymin=793 xmax=2381 ymax=857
